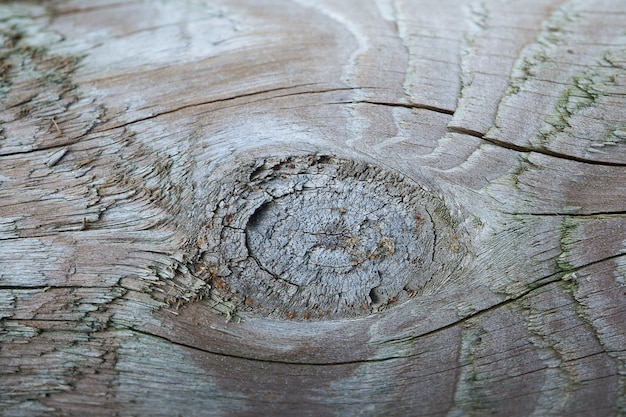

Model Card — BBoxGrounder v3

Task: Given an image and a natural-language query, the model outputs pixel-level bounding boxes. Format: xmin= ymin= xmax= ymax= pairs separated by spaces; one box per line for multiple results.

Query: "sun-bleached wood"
xmin=1 ymin=1 xmax=624 ymax=416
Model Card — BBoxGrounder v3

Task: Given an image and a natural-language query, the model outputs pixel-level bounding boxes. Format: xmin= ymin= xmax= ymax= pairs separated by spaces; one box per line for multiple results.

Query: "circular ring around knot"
xmin=200 ymin=155 xmax=466 ymax=321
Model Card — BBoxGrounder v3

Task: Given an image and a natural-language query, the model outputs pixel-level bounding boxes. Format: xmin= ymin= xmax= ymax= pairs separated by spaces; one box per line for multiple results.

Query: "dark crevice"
xmin=424 ymin=208 xmax=437 ymax=263
xmin=559 ymin=252 xmax=626 ymax=276
xmin=347 ymin=100 xmax=455 ymax=116
xmin=0 ymin=224 xmax=107 ymax=242
xmin=502 ymin=211 xmax=626 ymax=217
xmin=246 ymin=202 xmax=272 ymax=229
xmin=125 ymin=253 xmax=625 ymax=367
xmin=368 ymin=288 xmax=380 ymax=304
xmin=0 ymin=86 xmax=370 ymax=158
xmin=447 ymin=126 xmax=485 ymax=139
xmin=244 ymin=232 xmax=299 ymax=289
xmin=128 ymin=326 xmax=323 ymax=366
xmin=448 ymin=126 xmax=626 ymax=167
xmin=7 ymin=318 xmax=96 ymax=323
xmin=383 ymin=253 xmax=626 ymax=348
xmin=0 ymin=285 xmax=117 ymax=290
xmin=0 ymin=139 xmax=81 ymax=158
xmin=128 ymin=292 xmax=518 ymax=367
xmin=98 ymin=85 xmax=368 ymax=133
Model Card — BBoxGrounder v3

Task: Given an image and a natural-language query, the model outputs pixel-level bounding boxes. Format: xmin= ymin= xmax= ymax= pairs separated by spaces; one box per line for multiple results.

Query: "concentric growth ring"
xmin=201 ymin=155 xmax=464 ymax=320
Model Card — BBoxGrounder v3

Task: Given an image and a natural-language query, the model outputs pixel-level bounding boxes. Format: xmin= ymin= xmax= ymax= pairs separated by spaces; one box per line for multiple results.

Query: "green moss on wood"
xmin=539 ymin=75 xmax=599 ymax=146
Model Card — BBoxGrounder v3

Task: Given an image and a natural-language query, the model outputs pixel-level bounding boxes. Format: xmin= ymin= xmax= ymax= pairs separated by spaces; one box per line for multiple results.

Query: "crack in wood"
xmin=381 ymin=253 xmax=626 ymax=347
xmin=449 ymin=126 xmax=626 ymax=167
xmin=97 ymin=85 xmax=368 ymax=132
xmin=130 ymin=255 xmax=625 ymax=367
xmin=503 ymin=212 xmax=626 ymax=217
xmin=344 ymin=100 xmax=455 ymax=115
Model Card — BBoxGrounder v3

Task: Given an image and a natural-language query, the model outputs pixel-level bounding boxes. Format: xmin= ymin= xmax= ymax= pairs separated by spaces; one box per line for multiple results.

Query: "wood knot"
xmin=201 ymin=155 xmax=466 ymax=320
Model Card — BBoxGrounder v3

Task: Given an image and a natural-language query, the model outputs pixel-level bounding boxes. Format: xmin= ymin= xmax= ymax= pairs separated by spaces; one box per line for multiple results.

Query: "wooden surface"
xmin=1 ymin=0 xmax=625 ymax=416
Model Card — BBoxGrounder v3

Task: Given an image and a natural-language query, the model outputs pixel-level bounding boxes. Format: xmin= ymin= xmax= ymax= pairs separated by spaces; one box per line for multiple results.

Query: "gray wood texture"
xmin=1 ymin=0 xmax=625 ymax=416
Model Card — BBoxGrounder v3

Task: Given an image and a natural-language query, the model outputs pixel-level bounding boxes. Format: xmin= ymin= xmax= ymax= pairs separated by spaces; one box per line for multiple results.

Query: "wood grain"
xmin=1 ymin=0 xmax=624 ymax=416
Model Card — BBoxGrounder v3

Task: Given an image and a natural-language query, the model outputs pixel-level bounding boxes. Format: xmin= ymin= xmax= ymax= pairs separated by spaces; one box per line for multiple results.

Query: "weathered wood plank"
xmin=1 ymin=0 xmax=624 ymax=416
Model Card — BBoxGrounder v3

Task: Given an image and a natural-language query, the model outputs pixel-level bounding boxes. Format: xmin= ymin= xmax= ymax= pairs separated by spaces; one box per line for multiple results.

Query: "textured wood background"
xmin=1 ymin=0 xmax=625 ymax=416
